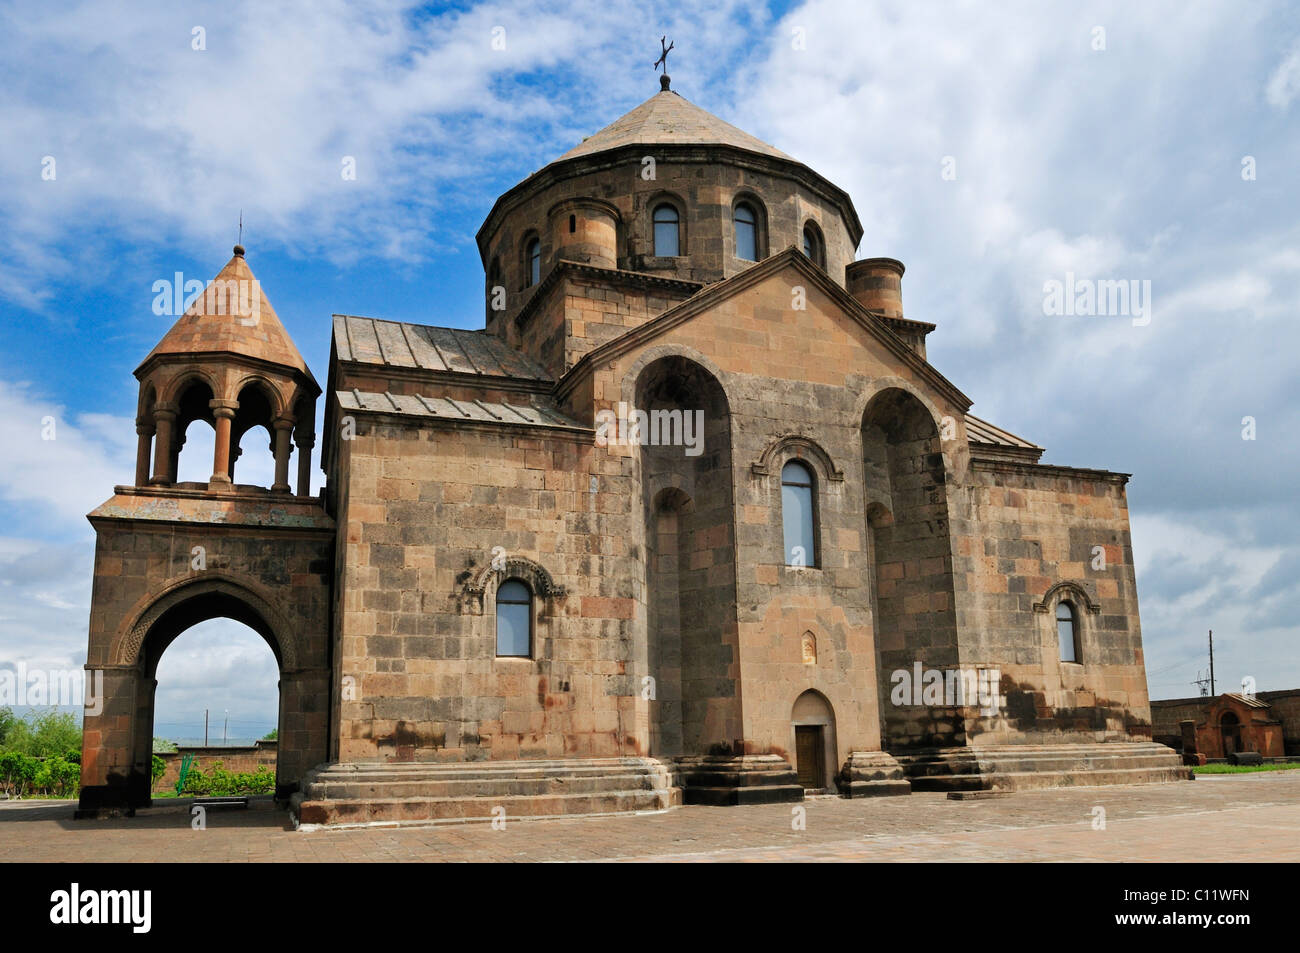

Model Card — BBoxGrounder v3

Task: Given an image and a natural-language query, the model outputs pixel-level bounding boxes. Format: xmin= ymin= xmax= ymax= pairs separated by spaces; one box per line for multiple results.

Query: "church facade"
xmin=77 ymin=75 xmax=1187 ymax=824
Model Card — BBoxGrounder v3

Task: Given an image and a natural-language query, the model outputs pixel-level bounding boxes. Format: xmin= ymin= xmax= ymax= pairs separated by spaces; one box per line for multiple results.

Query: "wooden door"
xmin=795 ymin=725 xmax=823 ymax=789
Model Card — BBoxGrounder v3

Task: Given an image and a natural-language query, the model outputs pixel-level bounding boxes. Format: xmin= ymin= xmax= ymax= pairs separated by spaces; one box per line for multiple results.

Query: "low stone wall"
xmin=152 ymin=742 xmax=277 ymax=792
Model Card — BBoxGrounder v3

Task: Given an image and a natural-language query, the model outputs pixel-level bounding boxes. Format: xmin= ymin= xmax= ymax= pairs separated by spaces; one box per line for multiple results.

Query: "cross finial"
xmin=654 ymin=36 xmax=674 ymax=88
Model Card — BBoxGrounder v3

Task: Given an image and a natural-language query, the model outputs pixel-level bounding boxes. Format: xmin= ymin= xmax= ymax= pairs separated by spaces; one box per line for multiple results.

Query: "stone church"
xmin=77 ymin=73 xmax=1187 ymax=824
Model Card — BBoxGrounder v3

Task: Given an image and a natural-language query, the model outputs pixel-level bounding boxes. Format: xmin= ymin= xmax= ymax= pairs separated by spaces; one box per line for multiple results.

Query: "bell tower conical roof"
xmin=137 ymin=246 xmax=315 ymax=384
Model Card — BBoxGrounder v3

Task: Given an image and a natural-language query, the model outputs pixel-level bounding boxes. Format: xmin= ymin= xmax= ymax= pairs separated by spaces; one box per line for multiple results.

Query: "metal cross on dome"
xmin=654 ymin=36 xmax=673 ymax=74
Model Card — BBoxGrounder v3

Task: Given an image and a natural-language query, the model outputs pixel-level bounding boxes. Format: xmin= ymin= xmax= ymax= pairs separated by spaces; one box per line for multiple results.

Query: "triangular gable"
xmin=559 ymin=247 xmax=972 ymax=411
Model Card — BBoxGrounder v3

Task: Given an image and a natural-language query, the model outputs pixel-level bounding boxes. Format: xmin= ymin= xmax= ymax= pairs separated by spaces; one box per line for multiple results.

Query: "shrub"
xmin=0 ymin=751 xmax=79 ymax=798
xmin=151 ymin=755 xmax=167 ymax=786
xmin=176 ymin=761 xmax=275 ymax=797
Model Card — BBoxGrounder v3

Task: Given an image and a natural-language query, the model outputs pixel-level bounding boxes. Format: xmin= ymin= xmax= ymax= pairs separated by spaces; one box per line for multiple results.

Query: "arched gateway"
xmin=77 ymin=247 xmax=332 ymax=815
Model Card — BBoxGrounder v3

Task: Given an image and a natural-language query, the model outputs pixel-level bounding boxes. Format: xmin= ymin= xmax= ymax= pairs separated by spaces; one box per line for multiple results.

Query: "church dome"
xmin=477 ymin=78 xmax=864 ymax=335
xmin=557 ymin=86 xmax=795 ymax=164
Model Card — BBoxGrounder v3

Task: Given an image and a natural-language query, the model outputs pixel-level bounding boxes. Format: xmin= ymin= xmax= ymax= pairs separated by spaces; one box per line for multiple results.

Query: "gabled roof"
xmin=557 ymin=247 xmax=973 ymax=412
xmin=1222 ymin=693 xmax=1271 ymax=710
xmin=560 ymin=88 xmax=793 ymax=163
xmin=333 ymin=314 xmax=551 ymax=382
xmin=138 ymin=248 xmax=313 ymax=382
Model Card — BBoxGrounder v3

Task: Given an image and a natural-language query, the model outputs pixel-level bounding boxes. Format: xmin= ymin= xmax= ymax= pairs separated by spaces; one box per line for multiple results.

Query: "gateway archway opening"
xmin=152 ymin=618 xmax=279 ymax=749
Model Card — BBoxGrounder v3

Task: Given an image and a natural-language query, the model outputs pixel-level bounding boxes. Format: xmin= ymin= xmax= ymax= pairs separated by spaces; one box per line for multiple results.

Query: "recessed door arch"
xmin=791 ymin=689 xmax=837 ymax=791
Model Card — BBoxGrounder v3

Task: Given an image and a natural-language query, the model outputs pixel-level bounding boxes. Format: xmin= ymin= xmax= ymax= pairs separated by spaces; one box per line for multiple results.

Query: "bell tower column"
xmin=209 ymin=399 xmax=239 ymax=486
xmin=133 ymin=419 xmax=154 ymax=487
xmin=295 ymin=431 xmax=315 ymax=497
xmin=149 ymin=404 xmax=178 ymax=485
xmin=272 ymin=417 xmax=294 ymax=491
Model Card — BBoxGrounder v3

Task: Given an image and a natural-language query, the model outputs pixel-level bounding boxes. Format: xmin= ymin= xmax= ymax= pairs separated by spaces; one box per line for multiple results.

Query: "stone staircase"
xmin=674 ymin=754 xmax=805 ymax=805
xmin=291 ymin=757 xmax=680 ymax=829
xmin=894 ymin=742 xmax=1192 ymax=792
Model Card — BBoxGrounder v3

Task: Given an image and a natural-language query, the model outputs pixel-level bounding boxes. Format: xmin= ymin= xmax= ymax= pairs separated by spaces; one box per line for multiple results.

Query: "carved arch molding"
xmin=113 ymin=575 xmax=299 ymax=671
xmin=752 ymin=433 xmax=844 ymax=482
xmin=1033 ymin=580 xmax=1102 ymax=616
xmin=459 ymin=557 xmax=567 ymax=616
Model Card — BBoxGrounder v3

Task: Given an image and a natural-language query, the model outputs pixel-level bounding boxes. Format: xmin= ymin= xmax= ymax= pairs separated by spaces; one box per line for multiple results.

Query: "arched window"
xmin=1057 ymin=601 xmax=1079 ymax=662
xmin=496 ymin=579 xmax=532 ymax=657
xmin=734 ymin=202 xmax=758 ymax=261
xmin=525 ymin=236 xmax=540 ymax=287
xmin=652 ymin=203 xmax=680 ymax=257
xmin=802 ymin=222 xmax=825 ymax=268
xmin=781 ymin=460 xmax=816 ymax=567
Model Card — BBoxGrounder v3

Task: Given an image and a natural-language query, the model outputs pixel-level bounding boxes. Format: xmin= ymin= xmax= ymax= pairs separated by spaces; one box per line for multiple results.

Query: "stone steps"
xmin=674 ymin=754 xmax=805 ymax=805
xmin=895 ymin=742 xmax=1192 ymax=792
xmin=292 ymin=757 xmax=680 ymax=829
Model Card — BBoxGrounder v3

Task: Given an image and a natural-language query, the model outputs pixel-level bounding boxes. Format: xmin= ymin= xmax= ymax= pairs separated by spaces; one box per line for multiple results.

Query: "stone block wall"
xmin=330 ymin=412 xmax=652 ymax=762
xmin=947 ymin=461 xmax=1151 ymax=745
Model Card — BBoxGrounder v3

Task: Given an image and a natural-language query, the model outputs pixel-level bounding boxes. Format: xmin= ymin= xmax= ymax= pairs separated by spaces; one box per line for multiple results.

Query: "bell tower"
xmin=132 ymin=244 xmax=319 ymax=494
xmin=77 ymin=247 xmax=335 ymax=816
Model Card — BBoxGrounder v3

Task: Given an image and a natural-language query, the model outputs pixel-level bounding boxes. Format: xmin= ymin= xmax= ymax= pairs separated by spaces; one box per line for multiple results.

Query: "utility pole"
xmin=204 ymin=709 xmax=209 ymax=746
xmin=224 ymin=710 xmax=229 ymax=745
xmin=1208 ymin=630 xmax=1216 ymax=696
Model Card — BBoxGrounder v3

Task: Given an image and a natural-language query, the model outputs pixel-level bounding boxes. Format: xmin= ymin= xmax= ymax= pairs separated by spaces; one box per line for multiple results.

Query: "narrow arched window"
xmin=782 ymin=460 xmax=816 ymax=567
xmin=802 ymin=223 xmax=824 ymax=268
xmin=525 ymin=237 xmax=540 ymax=287
xmin=734 ymin=202 xmax=757 ymax=261
xmin=652 ymin=203 xmax=680 ymax=257
xmin=1057 ymin=601 xmax=1079 ymax=662
xmin=496 ymin=579 xmax=532 ymax=657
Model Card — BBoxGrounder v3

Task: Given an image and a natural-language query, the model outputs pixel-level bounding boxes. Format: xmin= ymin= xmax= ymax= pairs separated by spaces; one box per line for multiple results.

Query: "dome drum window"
xmin=652 ymin=203 xmax=681 ymax=257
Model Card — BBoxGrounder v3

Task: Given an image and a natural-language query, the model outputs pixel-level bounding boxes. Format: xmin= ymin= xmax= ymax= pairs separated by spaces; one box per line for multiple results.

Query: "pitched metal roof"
xmin=333 ymin=315 xmax=552 ymax=381
xmin=559 ymin=89 xmax=793 ymax=162
xmin=965 ymin=413 xmax=1043 ymax=451
xmin=1223 ymin=692 xmax=1271 ymax=709
xmin=336 ymin=390 xmax=586 ymax=431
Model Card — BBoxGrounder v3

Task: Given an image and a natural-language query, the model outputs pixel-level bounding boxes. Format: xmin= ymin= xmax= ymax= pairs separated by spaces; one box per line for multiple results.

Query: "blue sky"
xmin=1 ymin=0 xmax=1298 ymax=733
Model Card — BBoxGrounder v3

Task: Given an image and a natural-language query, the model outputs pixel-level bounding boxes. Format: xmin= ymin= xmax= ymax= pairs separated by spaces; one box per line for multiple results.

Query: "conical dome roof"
xmin=139 ymin=247 xmax=314 ymax=382
xmin=558 ymin=87 xmax=793 ymax=163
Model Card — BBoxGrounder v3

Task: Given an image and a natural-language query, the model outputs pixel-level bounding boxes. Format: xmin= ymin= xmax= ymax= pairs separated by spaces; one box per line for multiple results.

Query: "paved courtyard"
xmin=1 ymin=772 xmax=1296 ymax=862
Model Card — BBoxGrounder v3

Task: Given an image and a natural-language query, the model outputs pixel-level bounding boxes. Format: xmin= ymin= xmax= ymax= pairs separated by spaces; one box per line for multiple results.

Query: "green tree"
xmin=261 ymin=729 xmax=278 ymax=741
xmin=0 ymin=706 xmax=16 ymax=747
xmin=5 ymin=710 xmax=81 ymax=758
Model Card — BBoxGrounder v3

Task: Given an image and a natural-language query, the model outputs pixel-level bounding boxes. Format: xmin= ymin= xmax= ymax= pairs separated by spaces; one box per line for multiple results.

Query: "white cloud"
xmin=0 ymin=380 xmax=135 ymax=528
xmin=0 ymin=0 xmax=765 ymax=310
xmin=1266 ymin=38 xmax=1300 ymax=108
